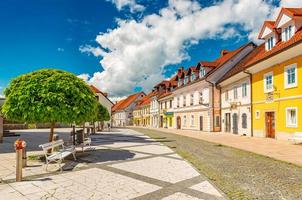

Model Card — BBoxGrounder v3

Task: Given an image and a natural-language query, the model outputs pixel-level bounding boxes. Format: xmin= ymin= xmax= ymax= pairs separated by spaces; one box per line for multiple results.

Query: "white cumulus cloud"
xmin=77 ymin=74 xmax=90 ymax=82
xmin=81 ymin=0 xmax=301 ymax=99
xmin=108 ymin=0 xmax=145 ymax=13
xmin=79 ymin=45 xmax=106 ymax=57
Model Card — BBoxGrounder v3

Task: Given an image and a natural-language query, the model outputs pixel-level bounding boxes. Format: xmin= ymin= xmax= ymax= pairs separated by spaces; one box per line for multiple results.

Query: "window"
xmin=177 ymin=97 xmax=180 ymax=108
xmin=169 ymin=100 xmax=172 ymax=108
xmin=184 ymin=76 xmax=189 ymax=85
xmin=233 ymin=86 xmax=238 ymax=99
xmin=191 ymin=73 xmax=196 ymax=82
xmin=178 ymin=79 xmax=182 ymax=87
xmin=199 ymin=68 xmax=206 ymax=78
xmin=183 ymin=115 xmax=187 ymax=127
xmin=215 ymin=116 xmax=220 ymax=127
xmin=225 ymin=90 xmax=229 ymax=101
xmin=242 ymin=83 xmax=247 ymax=97
xmin=199 ymin=92 xmax=203 ymax=104
xmin=284 ymin=25 xmax=293 ymax=41
xmin=267 ymin=36 xmax=274 ymax=50
xmin=285 ymin=64 xmax=297 ymax=88
xmin=165 ymin=101 xmax=167 ymax=109
xmin=190 ymin=115 xmax=194 ymax=127
xmin=183 ymin=95 xmax=186 ymax=107
xmin=242 ymin=113 xmax=247 ymax=129
xmin=264 ymin=72 xmax=273 ymax=93
xmin=286 ymin=107 xmax=297 ymax=127
xmin=190 ymin=94 xmax=194 ymax=105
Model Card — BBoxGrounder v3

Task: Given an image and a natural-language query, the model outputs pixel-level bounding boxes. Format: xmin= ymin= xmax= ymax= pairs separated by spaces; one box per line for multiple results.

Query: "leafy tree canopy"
xmin=97 ymin=104 xmax=110 ymax=122
xmin=2 ymin=69 xmax=98 ymax=124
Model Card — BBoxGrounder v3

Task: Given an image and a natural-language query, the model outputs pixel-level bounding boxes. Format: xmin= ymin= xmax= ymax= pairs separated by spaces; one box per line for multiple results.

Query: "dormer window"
xmin=190 ymin=73 xmax=196 ymax=82
xmin=184 ymin=76 xmax=189 ymax=85
xmin=266 ymin=36 xmax=275 ymax=51
xmin=283 ymin=25 xmax=293 ymax=41
xmin=199 ymin=68 xmax=206 ymax=78
xmin=178 ymin=79 xmax=182 ymax=87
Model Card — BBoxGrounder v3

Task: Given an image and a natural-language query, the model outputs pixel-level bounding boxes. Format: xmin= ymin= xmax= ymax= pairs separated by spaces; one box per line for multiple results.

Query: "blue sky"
xmin=0 ymin=0 xmax=296 ymax=98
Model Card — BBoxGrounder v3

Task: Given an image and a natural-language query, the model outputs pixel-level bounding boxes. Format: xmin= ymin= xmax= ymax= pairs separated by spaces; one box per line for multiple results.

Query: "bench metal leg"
xmin=72 ymin=152 xmax=76 ymax=161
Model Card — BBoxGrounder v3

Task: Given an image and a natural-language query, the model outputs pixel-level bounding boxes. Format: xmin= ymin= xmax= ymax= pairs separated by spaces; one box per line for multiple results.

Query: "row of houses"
xmin=111 ymin=7 xmax=302 ymax=141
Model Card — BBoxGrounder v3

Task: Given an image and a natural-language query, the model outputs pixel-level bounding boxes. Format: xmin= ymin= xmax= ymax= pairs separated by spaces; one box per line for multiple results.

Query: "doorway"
xmin=225 ymin=113 xmax=231 ymax=132
xmin=199 ymin=116 xmax=203 ymax=131
xmin=160 ymin=116 xmax=163 ymax=128
xmin=232 ymin=113 xmax=238 ymax=134
xmin=177 ymin=116 xmax=181 ymax=129
xmin=265 ymin=112 xmax=275 ymax=138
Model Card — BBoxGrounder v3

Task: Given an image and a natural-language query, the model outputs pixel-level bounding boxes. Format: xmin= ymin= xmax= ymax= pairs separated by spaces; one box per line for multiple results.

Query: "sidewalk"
xmin=142 ymin=127 xmax=302 ymax=166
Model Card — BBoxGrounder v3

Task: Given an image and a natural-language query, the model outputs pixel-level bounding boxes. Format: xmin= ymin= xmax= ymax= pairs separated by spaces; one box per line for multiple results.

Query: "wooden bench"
xmin=39 ymin=139 xmax=76 ymax=171
xmin=288 ymin=132 xmax=302 ymax=144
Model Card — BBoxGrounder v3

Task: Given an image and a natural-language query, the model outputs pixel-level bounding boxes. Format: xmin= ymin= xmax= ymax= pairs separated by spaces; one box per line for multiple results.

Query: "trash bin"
xmin=76 ymin=130 xmax=84 ymax=144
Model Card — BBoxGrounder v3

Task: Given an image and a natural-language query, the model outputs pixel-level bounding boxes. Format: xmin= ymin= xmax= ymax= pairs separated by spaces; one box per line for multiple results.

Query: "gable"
xmin=262 ymin=27 xmax=273 ymax=38
xmin=276 ymin=13 xmax=292 ymax=28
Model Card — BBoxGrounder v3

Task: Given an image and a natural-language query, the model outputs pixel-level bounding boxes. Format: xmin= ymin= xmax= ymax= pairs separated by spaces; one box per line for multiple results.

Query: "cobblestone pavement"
xmin=0 ymin=128 xmax=226 ymax=200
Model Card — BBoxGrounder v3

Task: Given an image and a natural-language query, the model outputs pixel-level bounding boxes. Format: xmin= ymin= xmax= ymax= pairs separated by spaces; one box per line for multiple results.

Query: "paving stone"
xmin=110 ymin=156 xmax=200 ymax=183
xmin=161 ymin=192 xmax=203 ymax=200
xmin=190 ymin=181 xmax=223 ymax=197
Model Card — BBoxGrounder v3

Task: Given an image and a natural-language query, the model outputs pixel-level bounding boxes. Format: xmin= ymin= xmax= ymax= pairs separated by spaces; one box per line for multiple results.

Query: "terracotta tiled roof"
xmin=198 ymin=43 xmax=249 ymax=73
xmin=89 ymin=85 xmax=113 ymax=105
xmin=246 ymin=28 xmax=302 ymax=68
xmin=158 ymin=91 xmax=172 ymax=100
xmin=134 ymin=91 xmax=157 ymax=109
xmin=112 ymin=92 xmax=145 ymax=112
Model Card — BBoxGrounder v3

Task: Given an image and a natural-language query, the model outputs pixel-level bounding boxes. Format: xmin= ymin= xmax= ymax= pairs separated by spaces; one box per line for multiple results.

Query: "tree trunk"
xmin=48 ymin=122 xmax=55 ymax=142
xmin=98 ymin=121 xmax=100 ymax=131
xmin=93 ymin=121 xmax=96 ymax=134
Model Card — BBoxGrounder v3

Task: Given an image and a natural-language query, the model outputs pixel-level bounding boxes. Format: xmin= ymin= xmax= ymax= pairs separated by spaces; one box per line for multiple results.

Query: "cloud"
xmin=108 ymin=0 xmax=145 ymax=13
xmin=81 ymin=0 xmax=301 ymax=98
xmin=77 ymin=74 xmax=90 ymax=82
xmin=79 ymin=45 xmax=106 ymax=57
xmin=57 ymin=48 xmax=64 ymax=52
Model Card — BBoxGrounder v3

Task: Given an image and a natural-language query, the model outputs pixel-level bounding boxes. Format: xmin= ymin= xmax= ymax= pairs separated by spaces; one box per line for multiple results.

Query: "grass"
xmin=132 ymin=128 xmax=302 ymax=200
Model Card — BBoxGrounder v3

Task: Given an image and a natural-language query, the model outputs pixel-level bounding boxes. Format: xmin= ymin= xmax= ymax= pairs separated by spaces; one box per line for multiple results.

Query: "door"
xmin=177 ymin=116 xmax=181 ymax=129
xmin=265 ymin=112 xmax=275 ymax=138
xmin=225 ymin=113 xmax=231 ymax=132
xmin=232 ymin=113 xmax=238 ymax=134
xmin=160 ymin=116 xmax=163 ymax=128
xmin=199 ymin=116 xmax=203 ymax=131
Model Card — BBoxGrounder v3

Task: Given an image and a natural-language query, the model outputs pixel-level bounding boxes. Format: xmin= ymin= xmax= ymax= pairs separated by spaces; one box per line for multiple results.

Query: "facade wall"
xmin=159 ymin=96 xmax=174 ymax=129
xmin=252 ymin=55 xmax=302 ymax=140
xmin=221 ymin=76 xmax=252 ymax=136
xmin=96 ymin=93 xmax=113 ymax=125
xmin=173 ymin=80 xmax=213 ymax=131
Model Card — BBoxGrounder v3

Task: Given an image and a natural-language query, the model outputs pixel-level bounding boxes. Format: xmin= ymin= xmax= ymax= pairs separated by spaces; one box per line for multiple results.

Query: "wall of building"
xmin=252 ymin=55 xmax=302 ymax=140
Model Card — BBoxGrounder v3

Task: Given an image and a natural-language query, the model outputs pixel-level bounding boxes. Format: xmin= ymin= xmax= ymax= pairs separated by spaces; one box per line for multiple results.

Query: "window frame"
xmin=286 ymin=107 xmax=298 ymax=128
xmin=233 ymin=86 xmax=238 ymax=99
xmin=190 ymin=115 xmax=194 ymax=127
xmin=284 ymin=64 xmax=297 ymax=89
xmin=242 ymin=82 xmax=247 ymax=98
xmin=242 ymin=113 xmax=247 ymax=129
xmin=264 ymin=72 xmax=274 ymax=93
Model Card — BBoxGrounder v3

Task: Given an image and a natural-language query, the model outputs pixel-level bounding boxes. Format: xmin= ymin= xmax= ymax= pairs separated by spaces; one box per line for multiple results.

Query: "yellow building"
xmin=133 ymin=92 xmax=153 ymax=127
xmin=158 ymin=92 xmax=174 ymax=129
xmin=247 ymin=8 xmax=302 ymax=140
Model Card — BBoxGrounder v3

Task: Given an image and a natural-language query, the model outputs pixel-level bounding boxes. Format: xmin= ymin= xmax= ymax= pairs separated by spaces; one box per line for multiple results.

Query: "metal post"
xmin=16 ymin=149 xmax=22 ymax=182
xmin=72 ymin=124 xmax=76 ymax=145
xmin=0 ymin=116 xmax=3 ymax=143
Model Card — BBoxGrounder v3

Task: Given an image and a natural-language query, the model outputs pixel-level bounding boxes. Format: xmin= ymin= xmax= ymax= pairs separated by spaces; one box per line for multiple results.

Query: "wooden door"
xmin=225 ymin=113 xmax=231 ymax=132
xmin=232 ymin=113 xmax=238 ymax=134
xmin=199 ymin=116 xmax=203 ymax=131
xmin=177 ymin=117 xmax=181 ymax=129
xmin=265 ymin=112 xmax=275 ymax=138
xmin=160 ymin=116 xmax=163 ymax=128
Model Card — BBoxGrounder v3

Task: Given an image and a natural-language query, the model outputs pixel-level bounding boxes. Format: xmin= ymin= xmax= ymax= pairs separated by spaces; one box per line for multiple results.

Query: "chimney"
xmin=177 ymin=67 xmax=184 ymax=75
xmin=220 ymin=50 xmax=229 ymax=57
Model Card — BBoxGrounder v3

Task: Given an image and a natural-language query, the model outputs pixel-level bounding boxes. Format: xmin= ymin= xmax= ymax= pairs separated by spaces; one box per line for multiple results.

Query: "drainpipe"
xmin=243 ymin=70 xmax=253 ymax=137
xmin=205 ymin=79 xmax=215 ymax=132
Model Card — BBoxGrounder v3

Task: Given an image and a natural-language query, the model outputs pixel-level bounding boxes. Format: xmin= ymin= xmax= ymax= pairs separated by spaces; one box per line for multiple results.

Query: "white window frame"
xmin=286 ymin=107 xmax=298 ymax=128
xmin=190 ymin=115 xmax=194 ymax=127
xmin=266 ymin=36 xmax=275 ymax=51
xmin=233 ymin=86 xmax=238 ymax=99
xmin=191 ymin=73 xmax=196 ymax=82
xmin=283 ymin=25 xmax=293 ymax=41
xmin=183 ymin=115 xmax=187 ymax=127
xmin=199 ymin=68 xmax=206 ymax=78
xmin=242 ymin=82 xmax=247 ymax=98
xmin=264 ymin=72 xmax=274 ymax=93
xmin=284 ymin=64 xmax=297 ymax=89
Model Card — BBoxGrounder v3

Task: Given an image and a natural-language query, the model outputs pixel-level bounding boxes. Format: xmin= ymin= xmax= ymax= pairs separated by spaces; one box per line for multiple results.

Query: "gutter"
xmin=243 ymin=70 xmax=253 ymax=137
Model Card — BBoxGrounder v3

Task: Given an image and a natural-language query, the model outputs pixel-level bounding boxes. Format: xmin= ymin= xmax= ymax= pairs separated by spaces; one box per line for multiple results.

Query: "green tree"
xmin=96 ymin=104 xmax=110 ymax=130
xmin=1 ymin=69 xmax=98 ymax=142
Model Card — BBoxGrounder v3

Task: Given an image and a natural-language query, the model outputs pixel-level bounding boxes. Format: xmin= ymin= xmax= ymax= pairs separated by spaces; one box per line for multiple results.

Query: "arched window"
xmin=242 ymin=113 xmax=247 ymax=129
